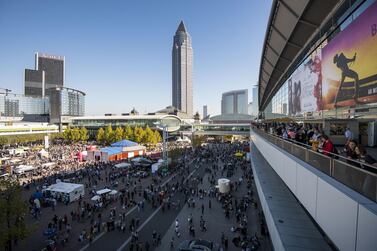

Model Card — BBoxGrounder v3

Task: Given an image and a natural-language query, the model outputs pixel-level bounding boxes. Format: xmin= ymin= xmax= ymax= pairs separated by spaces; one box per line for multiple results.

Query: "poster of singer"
xmin=288 ymin=49 xmax=322 ymax=116
xmin=321 ymin=1 xmax=377 ymax=109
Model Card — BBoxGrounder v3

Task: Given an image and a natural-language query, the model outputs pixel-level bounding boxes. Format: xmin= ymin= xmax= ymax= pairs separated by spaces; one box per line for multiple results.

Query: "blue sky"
xmin=0 ymin=0 xmax=272 ymax=116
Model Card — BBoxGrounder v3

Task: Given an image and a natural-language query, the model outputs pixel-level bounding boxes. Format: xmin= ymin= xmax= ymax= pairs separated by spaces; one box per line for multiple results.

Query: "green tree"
xmin=71 ymin=127 xmax=81 ymax=142
xmin=0 ymin=180 xmax=30 ymax=251
xmin=193 ymin=135 xmax=205 ymax=148
xmin=114 ymin=127 xmax=124 ymax=142
xmin=0 ymin=136 xmax=8 ymax=146
xmin=123 ymin=125 xmax=133 ymax=141
xmin=96 ymin=128 xmax=105 ymax=144
xmin=62 ymin=127 xmax=72 ymax=142
xmin=153 ymin=130 xmax=162 ymax=143
xmin=79 ymin=127 xmax=89 ymax=142
xmin=133 ymin=126 xmax=145 ymax=143
xmin=141 ymin=126 xmax=153 ymax=144
xmin=104 ymin=125 xmax=114 ymax=144
xmin=194 ymin=111 xmax=200 ymax=121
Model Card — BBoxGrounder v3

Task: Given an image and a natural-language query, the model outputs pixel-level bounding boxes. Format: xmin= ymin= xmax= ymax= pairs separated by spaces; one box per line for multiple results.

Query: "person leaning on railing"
xmin=345 ymin=140 xmax=377 ymax=170
xmin=318 ymin=135 xmax=335 ymax=156
xmin=308 ymin=129 xmax=321 ymax=151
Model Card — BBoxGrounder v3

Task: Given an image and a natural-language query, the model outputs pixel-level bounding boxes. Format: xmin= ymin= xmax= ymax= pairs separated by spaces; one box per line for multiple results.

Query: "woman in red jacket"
xmin=320 ymin=135 xmax=334 ymax=156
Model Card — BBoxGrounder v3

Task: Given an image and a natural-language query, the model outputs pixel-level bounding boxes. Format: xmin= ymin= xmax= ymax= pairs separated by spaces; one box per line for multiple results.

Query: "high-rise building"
xmin=251 ymin=86 xmax=259 ymax=117
xmin=248 ymin=102 xmax=253 ymax=115
xmin=203 ymin=105 xmax=208 ymax=118
xmin=22 ymin=53 xmax=85 ymax=124
xmin=24 ymin=53 xmax=64 ymax=97
xmin=172 ymin=21 xmax=193 ymax=117
xmin=221 ymin=89 xmax=248 ymax=115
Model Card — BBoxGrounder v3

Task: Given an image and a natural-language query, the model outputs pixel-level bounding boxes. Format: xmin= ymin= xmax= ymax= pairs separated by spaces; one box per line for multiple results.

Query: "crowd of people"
xmin=20 ymin=144 xmax=198 ymax=251
xmin=165 ymin=142 xmax=267 ymax=251
xmin=1 ymin=133 xmax=273 ymax=251
xmin=256 ymin=123 xmax=377 ymax=172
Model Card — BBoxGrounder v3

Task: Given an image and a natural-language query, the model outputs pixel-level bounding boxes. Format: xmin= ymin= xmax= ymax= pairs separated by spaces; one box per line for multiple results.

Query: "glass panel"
xmin=333 ymin=159 xmax=377 ymax=202
xmin=307 ymin=150 xmax=332 ymax=175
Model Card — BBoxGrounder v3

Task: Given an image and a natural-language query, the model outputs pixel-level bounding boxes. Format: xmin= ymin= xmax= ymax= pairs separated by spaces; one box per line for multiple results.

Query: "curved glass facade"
xmin=61 ymin=88 xmax=85 ymax=116
xmin=71 ymin=115 xmax=181 ymax=132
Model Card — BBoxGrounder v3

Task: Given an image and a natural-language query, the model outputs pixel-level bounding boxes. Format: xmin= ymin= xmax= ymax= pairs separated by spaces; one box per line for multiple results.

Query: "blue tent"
xmin=100 ymin=147 xmax=123 ymax=155
xmin=111 ymin=140 xmax=138 ymax=147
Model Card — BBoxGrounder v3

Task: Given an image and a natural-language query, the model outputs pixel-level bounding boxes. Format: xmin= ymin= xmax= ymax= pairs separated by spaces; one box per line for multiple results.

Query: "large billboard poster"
xmin=322 ymin=1 xmax=377 ymax=109
xmin=288 ymin=49 xmax=322 ymax=116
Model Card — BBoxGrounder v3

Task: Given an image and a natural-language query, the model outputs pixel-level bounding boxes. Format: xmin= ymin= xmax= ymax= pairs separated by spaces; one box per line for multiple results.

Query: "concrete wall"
xmin=252 ymin=131 xmax=377 ymax=251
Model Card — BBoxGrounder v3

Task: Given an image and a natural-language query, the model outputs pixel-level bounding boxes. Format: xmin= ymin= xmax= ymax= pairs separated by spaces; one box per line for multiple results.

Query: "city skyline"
xmin=0 ymin=0 xmax=272 ymax=116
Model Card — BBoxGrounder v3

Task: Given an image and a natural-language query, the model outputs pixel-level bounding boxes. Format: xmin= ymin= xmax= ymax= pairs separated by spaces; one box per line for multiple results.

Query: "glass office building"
xmin=49 ymin=87 xmax=86 ymax=124
xmin=0 ymin=93 xmax=49 ymax=121
xmin=221 ymin=89 xmax=248 ymax=115
xmin=20 ymin=53 xmax=85 ymax=123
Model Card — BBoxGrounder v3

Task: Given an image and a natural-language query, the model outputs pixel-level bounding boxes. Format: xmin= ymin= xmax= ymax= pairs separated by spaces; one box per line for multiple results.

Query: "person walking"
xmin=170 ymin=236 xmax=174 ymax=249
xmin=345 ymin=127 xmax=353 ymax=141
xmin=145 ymin=241 xmax=150 ymax=251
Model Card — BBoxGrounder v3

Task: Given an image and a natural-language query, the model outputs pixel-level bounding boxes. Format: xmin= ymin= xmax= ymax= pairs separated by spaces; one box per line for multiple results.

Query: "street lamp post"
xmin=56 ymin=87 xmax=62 ymax=133
xmin=154 ymin=122 xmax=168 ymax=169
xmin=162 ymin=124 xmax=168 ymax=168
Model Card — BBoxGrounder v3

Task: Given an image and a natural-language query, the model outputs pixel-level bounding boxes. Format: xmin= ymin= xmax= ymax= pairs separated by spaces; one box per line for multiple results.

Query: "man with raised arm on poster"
xmin=333 ymin=52 xmax=359 ymax=106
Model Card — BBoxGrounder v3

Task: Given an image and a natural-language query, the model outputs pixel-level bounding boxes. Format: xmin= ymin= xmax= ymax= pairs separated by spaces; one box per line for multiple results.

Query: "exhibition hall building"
xmin=259 ymin=0 xmax=377 ymax=145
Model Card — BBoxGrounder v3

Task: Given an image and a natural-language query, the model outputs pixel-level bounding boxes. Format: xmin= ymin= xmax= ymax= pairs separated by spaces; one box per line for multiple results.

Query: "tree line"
xmin=62 ymin=127 xmax=89 ymax=142
xmin=0 ymin=133 xmax=63 ymax=147
xmin=95 ymin=125 xmax=162 ymax=145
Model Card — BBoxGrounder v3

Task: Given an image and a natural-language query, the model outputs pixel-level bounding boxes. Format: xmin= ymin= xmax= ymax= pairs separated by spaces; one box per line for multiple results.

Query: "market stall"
xmin=44 ymin=182 xmax=84 ymax=203
xmin=13 ymin=165 xmax=37 ymax=174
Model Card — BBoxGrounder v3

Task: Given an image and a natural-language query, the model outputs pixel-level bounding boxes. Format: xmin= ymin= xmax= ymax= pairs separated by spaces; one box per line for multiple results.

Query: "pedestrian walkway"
xmin=250 ymin=139 xmax=333 ymax=251
xmin=157 ymin=156 xmax=272 ymax=250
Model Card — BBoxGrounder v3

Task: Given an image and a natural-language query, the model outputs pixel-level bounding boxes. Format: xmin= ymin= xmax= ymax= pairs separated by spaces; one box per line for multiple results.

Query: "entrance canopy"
xmin=258 ymin=0 xmax=339 ymax=110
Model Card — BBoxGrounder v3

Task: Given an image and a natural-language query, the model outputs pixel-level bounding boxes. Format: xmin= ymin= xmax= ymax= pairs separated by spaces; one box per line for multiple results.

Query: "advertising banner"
xmin=288 ymin=49 xmax=322 ymax=116
xmin=322 ymin=1 xmax=377 ymax=109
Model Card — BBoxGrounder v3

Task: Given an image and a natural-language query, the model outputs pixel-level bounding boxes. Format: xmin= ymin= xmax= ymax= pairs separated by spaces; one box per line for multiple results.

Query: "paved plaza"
xmin=13 ymin=143 xmax=272 ymax=251
xmin=156 ymin=156 xmax=272 ymax=251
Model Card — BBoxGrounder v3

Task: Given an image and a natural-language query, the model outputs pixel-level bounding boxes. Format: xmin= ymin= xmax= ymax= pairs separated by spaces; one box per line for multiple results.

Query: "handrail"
xmin=255 ymin=128 xmax=377 ymax=172
xmin=252 ymin=127 xmax=377 ymax=203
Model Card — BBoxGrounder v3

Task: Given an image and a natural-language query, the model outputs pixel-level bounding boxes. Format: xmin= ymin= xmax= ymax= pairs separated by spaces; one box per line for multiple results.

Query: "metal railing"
xmin=252 ymin=127 xmax=377 ymax=203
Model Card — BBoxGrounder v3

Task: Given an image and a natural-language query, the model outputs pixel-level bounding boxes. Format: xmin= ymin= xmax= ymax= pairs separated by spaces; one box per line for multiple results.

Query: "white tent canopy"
xmin=91 ymin=195 xmax=101 ymax=201
xmin=14 ymin=165 xmax=37 ymax=174
xmin=39 ymin=149 xmax=49 ymax=156
xmin=96 ymin=188 xmax=112 ymax=195
xmin=109 ymin=190 xmax=118 ymax=195
xmin=151 ymin=162 xmax=162 ymax=174
xmin=44 ymin=182 xmax=84 ymax=203
xmin=42 ymin=162 xmax=56 ymax=168
xmin=114 ymin=163 xmax=131 ymax=169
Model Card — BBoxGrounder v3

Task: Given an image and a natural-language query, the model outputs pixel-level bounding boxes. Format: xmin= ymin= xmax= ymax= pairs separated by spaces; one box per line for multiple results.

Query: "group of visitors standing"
xmin=260 ymin=123 xmax=377 ymax=171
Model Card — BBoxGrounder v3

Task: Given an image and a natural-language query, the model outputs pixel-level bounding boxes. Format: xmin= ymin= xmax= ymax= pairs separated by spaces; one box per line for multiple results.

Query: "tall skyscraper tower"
xmin=203 ymin=105 xmax=208 ymax=118
xmin=172 ymin=21 xmax=193 ymax=116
